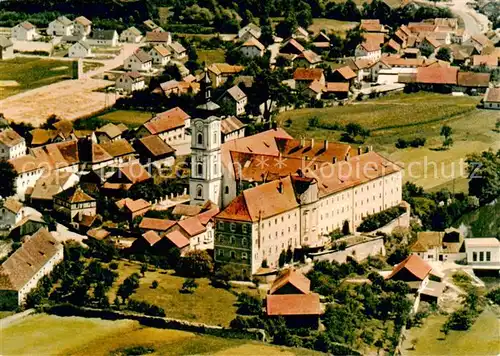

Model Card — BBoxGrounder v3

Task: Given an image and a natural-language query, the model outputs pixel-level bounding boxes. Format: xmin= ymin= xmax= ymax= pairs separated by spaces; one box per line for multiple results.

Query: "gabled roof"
xmin=0 ymin=35 xmax=13 ymax=48
xmin=151 ymin=44 xmax=171 ymax=57
xmin=472 ymin=54 xmax=497 ymax=67
xmin=116 ymin=197 xmax=151 ymax=213
xmin=31 ymin=171 xmax=76 ymax=201
xmin=78 ymin=139 xmax=113 ymax=164
xmin=124 ymin=26 xmax=142 ymax=36
xmin=359 ymin=38 xmax=382 ymax=52
xmin=143 ymin=107 xmax=190 ymax=135
xmin=89 ymin=29 xmax=117 ymax=40
xmin=0 ymin=129 xmax=24 ymax=148
xmin=74 ymin=40 xmax=90 ymax=50
xmin=386 ymin=254 xmax=432 ymax=281
xmin=423 ymin=36 xmax=441 ymax=49
xmin=120 ymin=71 xmax=144 ymax=81
xmin=313 ymin=32 xmax=330 ymax=42
xmin=145 ymin=31 xmax=171 ymax=43
xmin=2 ymin=198 xmax=23 ymax=214
xmin=266 ymin=293 xmax=321 ymax=316
xmin=270 ymin=269 xmax=311 ymax=295
xmin=470 ymin=33 xmax=491 ymax=47
xmin=169 ymin=41 xmax=186 ymax=54
xmin=464 ymin=237 xmax=500 ymax=248
xmin=241 ymin=37 xmax=265 ymax=51
xmin=96 ymin=123 xmax=125 ymax=139
xmin=165 ymin=230 xmax=190 ymax=249
xmin=132 ymin=49 xmax=152 ymax=63
xmin=55 ymin=16 xmax=73 ymax=26
xmin=280 ymin=38 xmax=305 ymax=53
xmin=172 ymin=204 xmax=202 ymax=217
xmin=116 ymin=162 xmax=151 ymax=184
xmin=99 ymin=139 xmax=135 ymax=158
xmin=19 ymin=21 xmax=35 ymax=30
xmin=224 ymin=85 xmax=247 ymax=101
xmin=54 ymin=186 xmax=95 ymax=203
xmin=297 ymin=49 xmax=322 ymax=64
xmin=207 ymin=63 xmax=244 ymax=76
xmin=87 ymin=228 xmax=110 ymax=240
xmin=74 ymin=16 xmax=92 ymax=26
xmin=138 ymin=135 xmax=175 ymax=157
xmin=325 ymin=82 xmax=350 ymax=92
xmin=221 ymin=116 xmax=246 ymax=135
xmin=178 ymin=216 xmax=206 ymax=237
xmin=457 ymin=72 xmax=490 ymax=87
xmin=485 ymin=87 xmax=500 ymax=103
xmin=0 ymin=229 xmax=61 ymax=291
xmin=334 ymin=66 xmax=357 ymax=80
xmin=139 ymin=217 xmax=176 ymax=231
xmin=307 ymin=79 xmax=323 ymax=94
xmin=142 ymin=230 xmax=162 ymax=246
xmin=415 ymin=66 xmax=458 ymax=85
xmin=293 ymin=67 xmax=324 ymax=81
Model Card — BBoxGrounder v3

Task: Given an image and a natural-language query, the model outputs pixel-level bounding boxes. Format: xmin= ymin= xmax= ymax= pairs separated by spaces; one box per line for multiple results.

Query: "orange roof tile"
xmin=334 ymin=66 xmax=357 ymax=80
xmin=472 ymin=55 xmax=497 ymax=67
xmin=266 ymin=293 xmax=321 ymax=316
xmin=270 ymin=269 xmax=311 ymax=295
xmin=143 ymin=107 xmax=190 ymax=135
xmin=139 ymin=217 xmax=176 ymax=231
xmin=177 ymin=216 xmax=206 ymax=237
xmin=325 ymin=82 xmax=350 ymax=92
xmin=142 ymin=230 xmax=162 ymax=246
xmin=0 ymin=129 xmax=23 ymax=148
xmin=165 ymin=230 xmax=190 ymax=249
xmin=415 ymin=66 xmax=458 ymax=85
xmin=386 ymin=254 xmax=432 ymax=281
xmin=485 ymin=87 xmax=500 ymax=103
xmin=293 ymin=67 xmax=324 ymax=81
xmin=138 ymin=135 xmax=175 ymax=157
xmin=117 ymin=162 xmax=152 ymax=184
xmin=457 ymin=72 xmax=490 ymax=87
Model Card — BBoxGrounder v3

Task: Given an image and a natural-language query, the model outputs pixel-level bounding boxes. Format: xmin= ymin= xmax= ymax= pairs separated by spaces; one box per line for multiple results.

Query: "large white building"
xmin=465 ymin=238 xmax=500 ymax=267
xmin=0 ymin=229 xmax=63 ymax=307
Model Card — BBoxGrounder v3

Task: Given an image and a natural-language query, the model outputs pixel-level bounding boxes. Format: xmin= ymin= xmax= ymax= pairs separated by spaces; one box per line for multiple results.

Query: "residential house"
xmin=419 ymin=36 xmax=441 ymax=55
xmin=465 ymin=34 xmax=491 ymax=54
xmin=116 ymin=198 xmax=151 ymax=221
xmin=11 ymin=21 xmax=37 ymax=41
xmin=149 ymin=45 xmax=171 ymax=66
xmin=219 ymin=85 xmax=248 ymax=116
xmin=303 ymin=80 xmax=323 ymax=99
xmin=73 ymin=16 xmax=92 ymax=36
xmin=134 ymin=135 xmax=176 ymax=167
xmin=0 ymin=129 xmax=26 ymax=160
xmin=9 ymin=214 xmax=48 ymax=241
xmin=451 ymin=28 xmax=469 ymax=44
xmin=411 ymin=230 xmax=465 ymax=262
xmin=360 ymin=19 xmax=388 ymax=33
xmin=292 ymin=26 xmax=310 ymax=41
xmin=238 ymin=23 xmax=261 ymax=40
xmin=221 ymin=116 xmax=246 ymax=143
xmin=29 ymin=171 xmax=80 ymax=210
xmin=312 ymin=32 xmax=330 ymax=52
xmin=207 ymin=63 xmax=244 ymax=88
xmin=240 ymin=37 xmax=265 ymax=58
xmin=87 ymin=30 xmax=119 ymax=47
xmin=484 ymin=87 xmax=500 ymax=110
xmin=356 ymin=39 xmax=382 ymax=61
xmin=464 ymin=238 xmax=500 ymax=267
xmin=0 ymin=229 xmax=63 ymax=308
xmin=138 ymin=217 xmax=176 ymax=234
xmin=0 ymin=36 xmax=14 ymax=60
xmin=61 ymin=33 xmax=87 ymax=45
xmin=102 ymin=161 xmax=152 ymax=193
xmin=69 ymin=41 xmax=92 ymax=58
xmin=169 ymin=41 xmax=187 ymax=60
xmin=124 ymin=49 xmax=152 ymax=72
xmin=77 ymin=137 xmax=115 ymax=171
xmin=115 ymin=71 xmax=146 ymax=93
xmin=47 ymin=16 xmax=74 ymax=36
xmin=0 ymin=198 xmax=24 ymax=228
xmin=145 ymin=31 xmax=172 ymax=46
xmin=280 ymin=38 xmax=304 ymax=55
xmin=295 ymin=50 xmax=322 ymax=68
xmin=136 ymin=107 xmax=191 ymax=147
xmin=323 ymin=82 xmax=350 ymax=100
xmin=386 ymin=254 xmax=433 ymax=292
xmin=472 ymin=54 xmax=498 ymax=68
xmin=95 ymin=123 xmax=127 ymax=143
xmin=143 ymin=20 xmax=160 ymax=32
xmin=266 ymin=269 xmax=322 ymax=328
xmin=330 ymin=66 xmax=357 ymax=87
xmin=293 ymin=67 xmax=325 ymax=90
xmin=53 ymin=186 xmax=96 ymax=222
xmin=120 ymin=27 xmax=143 ymax=43
xmin=413 ymin=66 xmax=458 ymax=92
xmin=9 ymin=155 xmax=45 ymax=198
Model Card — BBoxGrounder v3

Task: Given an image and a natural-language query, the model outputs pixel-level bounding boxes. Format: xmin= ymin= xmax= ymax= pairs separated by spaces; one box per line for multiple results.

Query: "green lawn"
xmin=0 ymin=310 xmax=15 ymax=319
xmin=97 ymin=110 xmax=153 ymax=128
xmin=0 ymin=57 xmax=74 ymax=99
xmin=402 ymin=307 xmax=500 ymax=355
xmin=198 ymin=49 xmax=226 ymax=65
xmin=110 ymin=261 xmax=263 ymax=327
xmin=277 ymin=92 xmax=500 ymax=192
xmin=1 ymin=314 xmax=320 ymax=356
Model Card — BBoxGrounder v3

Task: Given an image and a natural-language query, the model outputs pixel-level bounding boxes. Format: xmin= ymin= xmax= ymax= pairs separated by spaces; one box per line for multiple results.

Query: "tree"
xmin=286 ymin=247 xmax=293 ymax=263
xmin=0 ymin=161 xmax=16 ymax=198
xmin=175 ymin=250 xmax=214 ymax=277
xmin=342 ymin=220 xmax=350 ymax=235
xmin=151 ymin=280 xmax=159 ymax=289
xmin=275 ymin=9 xmax=298 ymax=39
xmin=436 ymin=47 xmax=451 ymax=62
xmin=466 ymin=150 xmax=500 ymax=204
xmin=420 ymin=43 xmax=434 ymax=58
xmin=343 ymin=26 xmax=364 ymax=56
xmin=443 ymin=136 xmax=453 ymax=148
xmin=180 ymin=278 xmax=198 ymax=293
xmin=140 ymin=263 xmax=148 ymax=277
xmin=278 ymin=250 xmax=286 ymax=267
xmin=236 ymin=293 xmax=262 ymax=315
xmin=440 ymin=125 xmax=452 ymax=139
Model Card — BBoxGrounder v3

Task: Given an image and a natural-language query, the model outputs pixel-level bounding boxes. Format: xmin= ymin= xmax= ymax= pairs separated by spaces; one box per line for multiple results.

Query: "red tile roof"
xmin=457 ymin=72 xmax=490 ymax=87
xmin=118 ymin=162 xmax=152 ymax=184
xmin=334 ymin=66 xmax=357 ymax=80
xmin=293 ymin=68 xmax=324 ymax=81
xmin=386 ymin=254 xmax=432 ymax=281
xmin=165 ymin=230 xmax=190 ymax=249
xmin=485 ymin=87 xmax=500 ymax=103
xmin=139 ymin=217 xmax=176 ymax=231
xmin=325 ymin=82 xmax=350 ymax=93
xmin=142 ymin=230 xmax=162 ymax=246
xmin=0 ymin=129 xmax=23 ymax=148
xmin=472 ymin=55 xmax=497 ymax=67
xmin=415 ymin=67 xmax=458 ymax=85
xmin=116 ymin=198 xmax=151 ymax=213
xmin=143 ymin=107 xmax=190 ymax=135
xmin=266 ymin=293 xmax=321 ymax=316
xmin=138 ymin=135 xmax=175 ymax=157
xmin=178 ymin=216 xmax=206 ymax=237
xmin=270 ymin=269 xmax=311 ymax=295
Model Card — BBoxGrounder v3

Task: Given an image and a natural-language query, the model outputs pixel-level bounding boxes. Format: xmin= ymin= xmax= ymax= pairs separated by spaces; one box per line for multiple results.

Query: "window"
xmin=213 ymin=132 xmax=217 ymax=144
xmin=479 ymin=251 xmax=484 ymax=261
xmin=197 ymin=133 xmax=203 ymax=145
xmin=486 ymin=251 xmax=491 ymax=261
xmin=225 ymin=186 xmax=229 ymax=194
xmin=242 ymin=224 xmax=248 ymax=233
xmin=197 ymin=163 xmax=203 ymax=176
xmin=242 ymin=252 xmax=248 ymax=260
xmin=218 ymin=249 xmax=223 ymax=256
xmin=230 ymin=223 xmax=236 ymax=232
xmin=196 ymin=185 xmax=203 ymax=199
xmin=242 ymin=238 xmax=248 ymax=247
xmin=213 ymin=162 xmax=218 ymax=175
xmin=473 ymin=252 xmax=478 ymax=261
xmin=230 ymin=251 xmax=236 ymax=258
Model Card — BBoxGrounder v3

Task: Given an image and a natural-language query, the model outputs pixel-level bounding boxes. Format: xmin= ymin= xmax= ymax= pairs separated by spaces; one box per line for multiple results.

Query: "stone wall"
xmin=369 ymin=211 xmax=411 ymax=235
xmin=309 ymin=237 xmax=386 ymax=264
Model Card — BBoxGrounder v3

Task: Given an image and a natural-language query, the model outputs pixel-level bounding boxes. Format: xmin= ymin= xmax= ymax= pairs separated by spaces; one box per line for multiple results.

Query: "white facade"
xmin=241 ymin=45 xmax=263 ymax=58
xmin=484 ymin=102 xmax=500 ymax=110
xmin=465 ymin=238 xmax=500 ymax=266
xmin=124 ymin=53 xmax=152 ymax=72
xmin=69 ymin=41 xmax=92 ymax=58
xmin=0 ymin=202 xmax=23 ymax=228
xmin=47 ymin=18 xmax=74 ymax=36
xmin=116 ymin=74 xmax=145 ymax=93
xmin=0 ymin=137 xmax=26 ymax=161
xmin=13 ymin=168 xmax=44 ymax=199
xmin=87 ymin=31 xmax=119 ymax=47
xmin=189 ymin=116 xmax=223 ymax=207
xmin=11 ymin=23 xmax=37 ymax=41
xmin=120 ymin=28 xmax=142 ymax=43
xmin=149 ymin=47 xmax=171 ymax=65
xmin=355 ymin=46 xmax=382 ymax=62
xmin=73 ymin=19 xmax=91 ymax=36
xmin=190 ymin=222 xmax=215 ymax=251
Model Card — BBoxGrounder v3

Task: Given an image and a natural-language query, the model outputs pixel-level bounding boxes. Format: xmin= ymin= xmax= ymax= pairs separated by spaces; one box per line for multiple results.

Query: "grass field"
xmin=1 ymin=314 xmax=320 ymax=356
xmin=277 ymin=93 xmax=500 ymax=192
xmin=308 ymin=18 xmax=359 ymax=36
xmin=83 ymin=61 xmax=105 ymax=73
xmin=109 ymin=261 xmax=263 ymax=327
xmin=97 ymin=110 xmax=153 ymax=128
xmin=198 ymin=49 xmax=226 ymax=65
xmin=401 ymin=307 xmax=500 ymax=355
xmin=0 ymin=57 xmax=73 ymax=99
xmin=454 ymin=200 xmax=500 ymax=237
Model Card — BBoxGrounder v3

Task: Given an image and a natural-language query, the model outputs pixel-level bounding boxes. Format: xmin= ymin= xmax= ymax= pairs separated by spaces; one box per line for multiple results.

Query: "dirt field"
xmin=0 ymin=79 xmax=115 ymax=126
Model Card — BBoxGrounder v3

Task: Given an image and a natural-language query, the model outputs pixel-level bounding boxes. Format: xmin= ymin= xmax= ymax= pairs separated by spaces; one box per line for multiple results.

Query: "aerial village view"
xmin=0 ymin=0 xmax=498 ymax=354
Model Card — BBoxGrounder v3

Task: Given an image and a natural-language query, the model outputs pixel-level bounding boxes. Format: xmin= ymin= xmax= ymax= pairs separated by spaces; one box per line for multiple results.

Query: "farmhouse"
xmin=116 ymin=198 xmax=151 ymax=221
xmin=484 ymin=87 xmax=500 ymax=110
xmin=149 ymin=45 xmax=171 ymax=65
xmin=219 ymin=85 xmax=248 ymax=116
xmin=238 ymin=23 xmax=261 ymax=40
xmin=0 ymin=229 xmax=63 ymax=308
xmin=115 ymin=71 xmax=145 ymax=93
xmin=29 ymin=171 xmax=80 ymax=210
xmin=87 ymin=30 xmax=119 ymax=47
xmin=134 ymin=135 xmax=176 ymax=167
xmin=0 ymin=36 xmax=14 ymax=60
xmin=208 ymin=63 xmax=245 ymax=88
xmin=411 ymin=230 xmax=465 ymax=262
xmin=11 ymin=21 xmax=37 ymax=41
xmin=9 ymin=155 xmax=45 ymax=198
xmin=73 ymin=16 xmax=92 ymax=36
xmin=47 ymin=16 xmax=74 ymax=36
xmin=169 ymin=41 xmax=187 ymax=60
xmin=0 ymin=198 xmax=24 ymax=228
xmin=295 ymin=50 xmax=322 ymax=68
xmin=53 ymin=186 xmax=96 ymax=222
xmin=293 ymin=67 xmax=325 ymax=90
xmin=124 ymin=50 xmax=152 ymax=72
xmin=95 ymin=123 xmax=127 ymax=143
xmin=69 ymin=41 xmax=92 ymax=58
xmin=386 ymin=254 xmax=433 ymax=292
xmin=145 ymin=31 xmax=172 ymax=46
xmin=355 ymin=39 xmax=382 ymax=61
xmin=120 ymin=27 xmax=143 ymax=43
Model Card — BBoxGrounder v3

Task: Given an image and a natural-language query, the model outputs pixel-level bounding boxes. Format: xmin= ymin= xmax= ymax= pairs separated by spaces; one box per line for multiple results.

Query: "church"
xmin=189 ymin=71 xmax=403 ymax=277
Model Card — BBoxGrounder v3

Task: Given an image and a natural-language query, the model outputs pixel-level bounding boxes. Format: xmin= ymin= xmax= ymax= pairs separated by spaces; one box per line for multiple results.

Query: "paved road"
xmin=448 ymin=0 xmax=491 ymax=35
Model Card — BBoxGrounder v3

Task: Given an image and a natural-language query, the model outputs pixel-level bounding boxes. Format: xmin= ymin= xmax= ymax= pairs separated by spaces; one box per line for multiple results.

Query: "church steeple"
xmin=196 ymin=67 xmax=220 ymax=117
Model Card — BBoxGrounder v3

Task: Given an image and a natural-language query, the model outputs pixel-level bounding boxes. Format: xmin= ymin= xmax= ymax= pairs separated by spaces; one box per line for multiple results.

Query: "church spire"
xmin=196 ymin=66 xmax=220 ymax=117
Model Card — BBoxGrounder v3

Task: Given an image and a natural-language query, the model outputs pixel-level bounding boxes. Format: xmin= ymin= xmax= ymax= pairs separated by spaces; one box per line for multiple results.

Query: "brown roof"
xmin=485 ymin=87 xmax=500 ymax=103
xmin=297 ymin=49 xmax=322 ymax=64
xmin=225 ymin=85 xmax=247 ymax=101
xmin=138 ymin=135 xmax=175 ymax=157
xmin=30 ymin=129 xmax=58 ymax=146
xmin=242 ymin=37 xmax=265 ymax=51
xmin=334 ymin=66 xmax=357 ymax=80
xmin=457 ymin=72 xmax=490 ymax=87
xmin=360 ymin=38 xmax=382 ymax=52
xmin=143 ymin=107 xmax=190 ymax=135
xmin=97 ymin=123 xmax=125 ymax=140
xmin=132 ymin=49 xmax=152 ymax=63
xmin=178 ymin=216 xmax=206 ymax=237
xmin=165 ymin=230 xmax=190 ymax=249
xmin=270 ymin=269 xmax=311 ymax=295
xmin=87 ymin=228 xmax=110 ymax=240
xmin=0 ymin=129 xmax=23 ymax=148
xmin=415 ymin=67 xmax=458 ymax=85
xmin=197 ymin=206 xmax=220 ymax=225
xmin=169 ymin=41 xmax=186 ymax=54
xmin=386 ymin=39 xmax=401 ymax=52
xmin=74 ymin=16 xmax=92 ymax=26
xmin=172 ymin=204 xmax=202 ymax=217
xmin=117 ymin=162 xmax=151 ymax=184
xmin=100 ymin=139 xmax=135 ymax=158
xmin=151 ymin=44 xmax=171 ymax=57
xmin=116 ymin=198 xmax=151 ymax=213
xmin=325 ymin=82 xmax=349 ymax=93
xmin=307 ymin=80 xmax=323 ymax=94
xmin=293 ymin=68 xmax=324 ymax=81
xmin=142 ymin=230 xmax=162 ymax=246
xmin=221 ymin=116 xmax=246 ymax=135
xmin=9 ymin=154 xmax=41 ymax=174
xmin=121 ymin=71 xmax=144 ymax=82
xmin=54 ymin=186 xmax=95 ymax=203
xmin=207 ymin=63 xmax=244 ymax=76
xmin=0 ymin=229 xmax=62 ymax=291
xmin=139 ymin=217 xmax=176 ymax=231
xmin=472 ymin=55 xmax=497 ymax=67
xmin=423 ymin=36 xmax=441 ymax=49
xmin=281 ymin=38 xmax=305 ymax=53
xmin=386 ymin=254 xmax=432 ymax=281
xmin=470 ymin=34 xmax=491 ymax=47
xmin=30 ymin=171 xmax=75 ymax=201
xmin=2 ymin=198 xmax=23 ymax=214
xmin=146 ymin=31 xmax=171 ymax=43
xmin=266 ymin=293 xmax=321 ymax=316
xmin=382 ymin=56 xmax=425 ymax=67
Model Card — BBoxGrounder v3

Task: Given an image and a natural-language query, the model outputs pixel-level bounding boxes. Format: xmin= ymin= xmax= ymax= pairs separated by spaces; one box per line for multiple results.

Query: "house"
xmin=221 ymin=116 xmax=246 ymax=143
xmin=323 ymin=82 xmax=350 ymax=100
xmin=292 ymin=26 xmax=310 ymax=41
xmin=295 ymin=50 xmax=322 ymax=68
xmin=0 ymin=129 xmax=26 ymax=160
xmin=95 ymin=123 xmax=127 ymax=143
xmin=53 ymin=186 xmax=96 ymax=222
xmin=0 ymin=36 xmax=14 ymax=60
xmin=360 ymin=19 xmax=388 ymax=33
xmin=266 ymin=269 xmax=321 ymax=328
xmin=411 ymin=230 xmax=465 ymax=262
xmin=149 ymin=45 xmax=171 ymax=66
xmin=29 ymin=171 xmax=80 ymax=210
xmin=116 ymin=198 xmax=151 ymax=221
xmin=419 ymin=36 xmax=441 ymax=54
xmin=61 ymin=33 xmax=86 ymax=44
xmin=11 ymin=21 xmax=37 ymax=41
xmin=238 ymin=23 xmax=261 ymax=40
xmin=484 ymin=87 xmax=500 ymax=110
xmin=138 ymin=217 xmax=176 ymax=234
xmin=240 ymin=37 xmax=265 ymax=58
xmin=69 ymin=41 xmax=92 ymax=58
xmin=330 ymin=66 xmax=357 ymax=86
xmin=465 ymin=34 xmax=491 ymax=54
xmin=9 ymin=155 xmax=45 ymax=198
xmin=47 ymin=16 xmax=74 ymax=36
xmin=386 ymin=254 xmax=433 ymax=291
xmin=312 ymin=32 xmax=330 ymax=51
xmin=464 ymin=238 xmax=500 ymax=267
xmin=280 ymin=38 xmax=304 ymax=55
xmin=455 ymin=72 xmax=490 ymax=94
xmin=472 ymin=54 xmax=498 ymax=68
xmin=207 ymin=63 xmax=244 ymax=88
xmin=87 ymin=30 xmax=119 ymax=47
xmin=0 ymin=229 xmax=63 ymax=308
xmin=0 ymin=198 xmax=24 ymax=228
xmin=219 ymin=85 xmax=248 ymax=116
xmin=169 ymin=41 xmax=187 ymax=60
xmin=303 ymin=80 xmax=323 ymax=99
xmin=9 ymin=214 xmax=48 ymax=241
xmin=73 ymin=16 xmax=92 ymax=36
xmin=120 ymin=27 xmax=143 ymax=43
xmin=115 ymin=71 xmax=145 ymax=93
xmin=414 ymin=66 xmax=458 ymax=92
xmin=134 ymin=135 xmax=176 ymax=167
xmin=136 ymin=107 xmax=191 ymax=147
xmin=143 ymin=20 xmax=160 ymax=32
xmin=293 ymin=67 xmax=325 ymax=90
xmin=124 ymin=49 xmax=152 ymax=72
xmin=102 ymin=161 xmax=151 ymax=193
xmin=159 ymin=79 xmax=200 ymax=97
xmin=145 ymin=31 xmax=172 ymax=46
xmin=355 ymin=39 xmax=382 ymax=61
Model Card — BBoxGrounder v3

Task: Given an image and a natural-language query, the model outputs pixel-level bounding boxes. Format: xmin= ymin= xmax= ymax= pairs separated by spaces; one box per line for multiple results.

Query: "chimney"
xmin=357 ymin=146 xmax=362 ymax=155
xmin=300 ymin=138 xmax=305 ymax=148
xmin=332 ymin=156 xmax=337 ymax=164
xmin=345 ymin=152 xmax=350 ymax=161
xmin=310 ymin=138 xmax=315 ymax=148
xmin=277 ymin=181 xmax=284 ymax=193
xmin=323 ymin=140 xmax=328 ymax=151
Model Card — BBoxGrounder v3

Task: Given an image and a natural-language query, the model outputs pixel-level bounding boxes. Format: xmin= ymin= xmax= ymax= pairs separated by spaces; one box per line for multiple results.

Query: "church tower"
xmin=189 ymin=70 xmax=223 ymax=206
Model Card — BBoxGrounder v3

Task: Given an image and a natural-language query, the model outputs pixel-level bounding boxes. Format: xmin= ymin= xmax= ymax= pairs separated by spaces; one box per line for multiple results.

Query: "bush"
xmin=115 ymin=346 xmax=155 ymax=356
xmin=109 ymin=262 xmax=118 ymax=270
xmin=179 ymin=278 xmax=198 ymax=294
xmin=396 ymin=137 xmax=426 ymax=149
xmin=357 ymin=206 xmax=406 ymax=232
xmin=151 ymin=280 xmax=159 ymax=289
xmin=236 ymin=293 xmax=262 ymax=315
xmin=175 ymin=250 xmax=213 ymax=278
xmin=486 ymin=288 xmax=500 ymax=305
